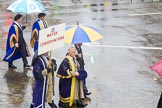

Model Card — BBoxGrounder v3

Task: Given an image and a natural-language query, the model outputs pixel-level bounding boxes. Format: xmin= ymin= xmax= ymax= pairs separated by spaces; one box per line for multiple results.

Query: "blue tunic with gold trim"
xmin=56 ymin=55 xmax=77 ymax=107
xmin=30 ymin=19 xmax=48 ymax=52
xmin=3 ymin=23 xmax=30 ymax=62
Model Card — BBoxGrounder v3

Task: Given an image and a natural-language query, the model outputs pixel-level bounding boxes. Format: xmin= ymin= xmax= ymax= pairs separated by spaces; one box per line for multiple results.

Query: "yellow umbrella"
xmin=64 ymin=23 xmax=103 ymax=44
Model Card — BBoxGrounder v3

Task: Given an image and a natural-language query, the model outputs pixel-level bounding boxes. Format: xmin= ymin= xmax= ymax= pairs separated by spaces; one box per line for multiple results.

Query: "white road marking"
xmin=85 ymin=44 xmax=162 ymax=50
xmin=129 ymin=12 xmax=162 ymax=16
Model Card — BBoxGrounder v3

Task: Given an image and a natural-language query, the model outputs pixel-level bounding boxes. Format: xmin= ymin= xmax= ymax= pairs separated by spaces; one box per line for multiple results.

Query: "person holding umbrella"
xmin=30 ymin=13 xmax=48 ymax=52
xmin=75 ymin=43 xmax=92 ymax=97
xmin=75 ymin=43 xmax=85 ymax=69
xmin=3 ymin=14 xmax=31 ymax=69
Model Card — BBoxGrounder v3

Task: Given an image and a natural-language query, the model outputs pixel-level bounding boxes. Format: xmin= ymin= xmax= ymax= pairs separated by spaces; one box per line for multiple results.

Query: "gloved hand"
xmin=42 ymin=69 xmax=48 ymax=76
xmin=51 ymin=59 xmax=57 ymax=71
xmin=51 ymin=59 xmax=56 ymax=65
xmin=47 ymin=67 xmax=52 ymax=73
xmin=53 ymin=64 xmax=57 ymax=71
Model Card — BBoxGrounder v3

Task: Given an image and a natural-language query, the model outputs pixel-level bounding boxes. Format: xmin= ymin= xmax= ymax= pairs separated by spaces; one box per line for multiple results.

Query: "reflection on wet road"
xmin=0 ymin=0 xmax=162 ymax=108
xmin=4 ymin=69 xmax=29 ymax=107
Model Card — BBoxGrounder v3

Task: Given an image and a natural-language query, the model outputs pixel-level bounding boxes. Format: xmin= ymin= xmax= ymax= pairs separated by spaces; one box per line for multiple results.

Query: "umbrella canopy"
xmin=7 ymin=0 xmax=45 ymax=13
xmin=64 ymin=23 xmax=103 ymax=44
xmin=151 ymin=60 xmax=162 ymax=76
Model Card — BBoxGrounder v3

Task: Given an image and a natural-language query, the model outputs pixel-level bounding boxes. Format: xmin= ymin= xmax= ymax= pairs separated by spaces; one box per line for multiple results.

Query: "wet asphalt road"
xmin=0 ymin=0 xmax=162 ymax=108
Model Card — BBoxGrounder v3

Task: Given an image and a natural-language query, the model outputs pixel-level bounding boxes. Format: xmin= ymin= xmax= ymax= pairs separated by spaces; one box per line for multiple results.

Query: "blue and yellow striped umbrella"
xmin=64 ymin=24 xmax=103 ymax=44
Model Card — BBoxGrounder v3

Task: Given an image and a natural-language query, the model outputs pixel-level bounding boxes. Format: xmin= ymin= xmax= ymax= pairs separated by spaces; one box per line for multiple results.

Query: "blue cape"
xmin=30 ymin=19 xmax=48 ymax=52
xmin=3 ymin=23 xmax=30 ymax=62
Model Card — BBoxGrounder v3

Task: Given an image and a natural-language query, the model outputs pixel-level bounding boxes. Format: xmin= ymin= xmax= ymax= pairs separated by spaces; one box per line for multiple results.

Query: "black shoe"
xmin=58 ymin=101 xmax=69 ymax=108
xmin=48 ymin=101 xmax=57 ymax=108
xmin=24 ymin=64 xmax=31 ymax=68
xmin=9 ymin=63 xmax=17 ymax=69
xmin=85 ymin=92 xmax=92 ymax=95
xmin=76 ymin=99 xmax=88 ymax=107
xmin=30 ymin=104 xmax=33 ymax=108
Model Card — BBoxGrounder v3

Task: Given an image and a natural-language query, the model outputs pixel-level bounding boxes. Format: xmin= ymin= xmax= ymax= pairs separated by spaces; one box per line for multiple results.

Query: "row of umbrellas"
xmin=7 ymin=0 xmax=103 ymax=44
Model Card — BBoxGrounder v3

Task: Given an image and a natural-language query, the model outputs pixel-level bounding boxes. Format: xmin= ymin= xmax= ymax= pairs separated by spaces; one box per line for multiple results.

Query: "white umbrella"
xmin=7 ymin=0 xmax=45 ymax=23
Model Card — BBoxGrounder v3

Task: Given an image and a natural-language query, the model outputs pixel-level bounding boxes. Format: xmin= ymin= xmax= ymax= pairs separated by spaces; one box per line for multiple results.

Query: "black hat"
xmin=38 ymin=13 xmax=46 ymax=18
xmin=14 ymin=14 xmax=23 ymax=21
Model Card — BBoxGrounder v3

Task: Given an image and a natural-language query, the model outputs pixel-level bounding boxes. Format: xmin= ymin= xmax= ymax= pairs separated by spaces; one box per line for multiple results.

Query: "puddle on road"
xmin=4 ymin=69 xmax=30 ymax=106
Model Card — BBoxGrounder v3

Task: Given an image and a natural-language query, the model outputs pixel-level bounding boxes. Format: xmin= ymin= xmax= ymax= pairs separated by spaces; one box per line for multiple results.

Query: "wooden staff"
xmin=46 ymin=51 xmax=54 ymax=104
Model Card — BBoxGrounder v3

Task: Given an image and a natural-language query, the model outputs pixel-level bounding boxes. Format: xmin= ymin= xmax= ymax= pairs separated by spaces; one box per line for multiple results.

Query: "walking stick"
xmin=50 ymin=51 xmax=55 ymax=95
xmin=26 ymin=13 xmax=27 ymax=24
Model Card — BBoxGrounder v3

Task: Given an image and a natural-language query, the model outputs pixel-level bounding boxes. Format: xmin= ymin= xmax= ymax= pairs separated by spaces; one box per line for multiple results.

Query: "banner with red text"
xmin=38 ymin=23 xmax=66 ymax=55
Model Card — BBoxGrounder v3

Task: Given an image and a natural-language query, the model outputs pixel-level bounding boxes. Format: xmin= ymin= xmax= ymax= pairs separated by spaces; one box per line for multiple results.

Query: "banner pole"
xmin=46 ymin=51 xmax=55 ymax=103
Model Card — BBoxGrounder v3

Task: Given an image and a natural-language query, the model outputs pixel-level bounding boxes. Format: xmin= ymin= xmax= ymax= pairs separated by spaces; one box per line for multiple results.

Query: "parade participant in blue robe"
xmin=30 ymin=13 xmax=48 ymax=52
xmin=31 ymin=52 xmax=57 ymax=108
xmin=3 ymin=14 xmax=31 ymax=69
xmin=57 ymin=47 xmax=87 ymax=107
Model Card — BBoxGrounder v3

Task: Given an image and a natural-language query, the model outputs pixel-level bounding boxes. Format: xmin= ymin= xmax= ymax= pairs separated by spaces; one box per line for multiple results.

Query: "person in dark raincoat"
xmin=75 ymin=43 xmax=91 ymax=96
xmin=57 ymin=47 xmax=87 ymax=107
xmin=3 ymin=14 xmax=31 ymax=69
xmin=30 ymin=52 xmax=57 ymax=108
xmin=30 ymin=13 xmax=48 ymax=52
